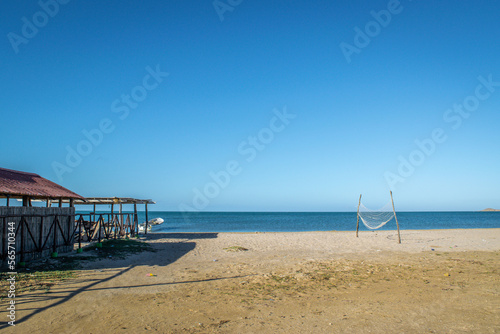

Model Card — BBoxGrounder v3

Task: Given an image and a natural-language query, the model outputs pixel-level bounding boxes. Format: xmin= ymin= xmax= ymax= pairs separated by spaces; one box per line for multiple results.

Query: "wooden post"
xmin=98 ymin=215 xmax=102 ymax=243
xmin=20 ymin=217 xmax=25 ymax=263
xmin=59 ymin=198 xmax=62 ymax=208
xmin=390 ymin=191 xmax=401 ymax=244
xmin=125 ymin=214 xmax=131 ymax=237
xmin=145 ymin=203 xmax=149 ymax=235
xmin=133 ymin=203 xmax=138 ymax=237
xmin=6 ymin=195 xmax=10 ymax=207
xmin=53 ymin=217 xmax=57 ymax=253
xmin=39 ymin=216 xmax=44 ymax=252
xmin=111 ymin=204 xmax=117 ymax=239
xmin=2 ymin=217 xmax=6 ymax=261
xmin=356 ymin=194 xmax=362 ymax=237
xmin=23 ymin=196 xmax=29 ymax=207
xmin=78 ymin=216 xmax=82 ymax=250
xmin=67 ymin=214 xmax=72 ymax=245
xmin=119 ymin=203 xmax=123 ymax=235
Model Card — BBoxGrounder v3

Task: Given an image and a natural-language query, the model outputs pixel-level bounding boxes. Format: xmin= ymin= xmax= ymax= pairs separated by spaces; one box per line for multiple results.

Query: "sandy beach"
xmin=1 ymin=229 xmax=499 ymax=333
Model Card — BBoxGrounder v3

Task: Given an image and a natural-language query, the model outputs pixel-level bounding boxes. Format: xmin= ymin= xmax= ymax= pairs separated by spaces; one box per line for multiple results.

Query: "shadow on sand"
xmin=0 ymin=232 xmax=227 ymax=329
xmin=145 ymin=232 xmax=219 ymax=241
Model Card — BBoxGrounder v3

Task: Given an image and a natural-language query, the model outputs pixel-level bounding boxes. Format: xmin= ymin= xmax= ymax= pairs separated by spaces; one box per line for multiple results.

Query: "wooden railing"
xmin=74 ymin=212 xmax=139 ymax=249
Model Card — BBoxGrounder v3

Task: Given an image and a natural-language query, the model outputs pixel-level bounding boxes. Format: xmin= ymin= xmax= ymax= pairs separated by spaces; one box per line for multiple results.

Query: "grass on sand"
xmin=0 ymin=238 xmax=155 ymax=299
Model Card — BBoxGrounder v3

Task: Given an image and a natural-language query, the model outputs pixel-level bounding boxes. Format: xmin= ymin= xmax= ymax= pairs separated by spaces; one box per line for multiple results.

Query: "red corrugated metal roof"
xmin=0 ymin=167 xmax=85 ymax=200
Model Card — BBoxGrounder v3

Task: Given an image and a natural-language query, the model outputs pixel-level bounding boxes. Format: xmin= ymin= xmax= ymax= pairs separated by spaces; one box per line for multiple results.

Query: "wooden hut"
xmin=0 ymin=167 xmax=85 ymax=265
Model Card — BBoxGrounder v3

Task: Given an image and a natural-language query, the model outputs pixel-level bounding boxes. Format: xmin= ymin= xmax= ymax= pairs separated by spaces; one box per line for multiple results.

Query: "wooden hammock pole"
xmin=356 ymin=194 xmax=362 ymax=237
xmin=390 ymin=191 xmax=401 ymax=244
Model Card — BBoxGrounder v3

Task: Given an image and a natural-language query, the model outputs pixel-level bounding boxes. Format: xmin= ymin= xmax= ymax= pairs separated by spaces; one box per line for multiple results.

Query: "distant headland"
xmin=481 ymin=208 xmax=500 ymax=212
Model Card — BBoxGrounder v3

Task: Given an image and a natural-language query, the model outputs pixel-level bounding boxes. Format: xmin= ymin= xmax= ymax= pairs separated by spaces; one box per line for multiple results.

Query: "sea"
xmin=131 ymin=211 xmax=500 ymax=233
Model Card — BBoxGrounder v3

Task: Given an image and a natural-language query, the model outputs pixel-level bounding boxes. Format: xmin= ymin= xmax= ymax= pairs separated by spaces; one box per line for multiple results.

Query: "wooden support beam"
xmin=2 ymin=217 xmax=6 ymax=261
xmin=145 ymin=203 xmax=149 ymax=235
xmin=133 ymin=203 xmax=138 ymax=237
xmin=53 ymin=216 xmax=57 ymax=253
xmin=78 ymin=216 xmax=83 ymax=250
xmin=98 ymin=215 xmax=102 ymax=243
xmin=119 ymin=204 xmax=123 ymax=236
xmin=390 ymin=191 xmax=401 ymax=244
xmin=356 ymin=194 xmax=362 ymax=237
xmin=119 ymin=204 xmax=123 ymax=225
xmin=39 ymin=216 xmax=44 ymax=252
xmin=111 ymin=204 xmax=116 ymax=239
xmin=21 ymin=217 xmax=25 ymax=262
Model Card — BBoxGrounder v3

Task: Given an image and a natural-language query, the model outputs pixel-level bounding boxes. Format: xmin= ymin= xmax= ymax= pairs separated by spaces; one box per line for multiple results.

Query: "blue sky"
xmin=1 ymin=0 xmax=499 ymax=211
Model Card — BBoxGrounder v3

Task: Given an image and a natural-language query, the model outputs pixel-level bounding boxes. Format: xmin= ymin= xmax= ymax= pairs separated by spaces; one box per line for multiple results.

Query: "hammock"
xmin=358 ymin=202 xmax=395 ymax=230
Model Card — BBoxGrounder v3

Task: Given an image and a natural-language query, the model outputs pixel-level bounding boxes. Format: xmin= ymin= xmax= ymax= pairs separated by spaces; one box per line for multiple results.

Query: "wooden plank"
xmin=20 ymin=216 xmax=25 ymax=262
xmin=133 ymin=203 xmax=138 ymax=236
xmin=145 ymin=203 xmax=149 ymax=235
xmin=98 ymin=215 xmax=102 ymax=243
xmin=90 ymin=220 xmax=100 ymax=241
xmin=39 ymin=216 xmax=44 ymax=252
xmin=55 ymin=216 xmax=68 ymax=245
xmin=52 ymin=215 xmax=57 ymax=253
xmin=23 ymin=217 xmax=39 ymax=251
xmin=77 ymin=215 xmax=83 ymax=249
xmin=2 ymin=217 xmax=6 ymax=260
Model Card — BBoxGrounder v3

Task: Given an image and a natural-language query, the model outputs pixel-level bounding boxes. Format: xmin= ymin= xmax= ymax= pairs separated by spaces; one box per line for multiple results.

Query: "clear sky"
xmin=1 ymin=0 xmax=499 ymax=211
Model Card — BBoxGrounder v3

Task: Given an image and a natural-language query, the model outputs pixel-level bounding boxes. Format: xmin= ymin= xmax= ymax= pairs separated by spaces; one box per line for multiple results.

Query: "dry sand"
xmin=1 ymin=229 xmax=499 ymax=333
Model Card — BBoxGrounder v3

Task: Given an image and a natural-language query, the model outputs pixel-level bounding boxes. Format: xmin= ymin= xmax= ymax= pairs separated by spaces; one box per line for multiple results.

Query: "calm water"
xmin=132 ymin=211 xmax=500 ymax=233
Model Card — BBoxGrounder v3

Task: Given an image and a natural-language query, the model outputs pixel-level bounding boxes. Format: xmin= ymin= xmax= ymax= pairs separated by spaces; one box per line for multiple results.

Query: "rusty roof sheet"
xmin=0 ymin=167 xmax=85 ymax=200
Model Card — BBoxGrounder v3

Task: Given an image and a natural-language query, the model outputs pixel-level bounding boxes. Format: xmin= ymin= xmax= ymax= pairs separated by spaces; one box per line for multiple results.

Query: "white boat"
xmin=138 ymin=222 xmax=152 ymax=232
xmin=148 ymin=217 xmax=164 ymax=225
xmin=138 ymin=218 xmax=164 ymax=233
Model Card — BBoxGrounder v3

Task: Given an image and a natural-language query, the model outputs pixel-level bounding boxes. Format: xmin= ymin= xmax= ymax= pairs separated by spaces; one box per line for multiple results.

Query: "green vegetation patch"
xmin=83 ymin=238 xmax=156 ymax=260
xmin=223 ymin=246 xmax=249 ymax=252
xmin=0 ymin=270 xmax=77 ymax=298
xmin=0 ymin=239 xmax=155 ymax=300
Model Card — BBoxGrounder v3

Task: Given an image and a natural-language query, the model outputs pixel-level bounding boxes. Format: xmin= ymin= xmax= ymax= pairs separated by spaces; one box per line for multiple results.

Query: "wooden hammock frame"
xmin=356 ymin=191 xmax=401 ymax=244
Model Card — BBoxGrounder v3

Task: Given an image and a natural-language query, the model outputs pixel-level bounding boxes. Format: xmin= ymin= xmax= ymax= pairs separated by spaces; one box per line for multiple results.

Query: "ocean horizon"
xmin=75 ymin=211 xmax=500 ymax=233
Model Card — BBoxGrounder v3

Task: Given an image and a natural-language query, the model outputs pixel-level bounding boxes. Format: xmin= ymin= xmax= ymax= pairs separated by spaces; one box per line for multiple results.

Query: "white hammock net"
xmin=358 ymin=201 xmax=395 ymax=230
